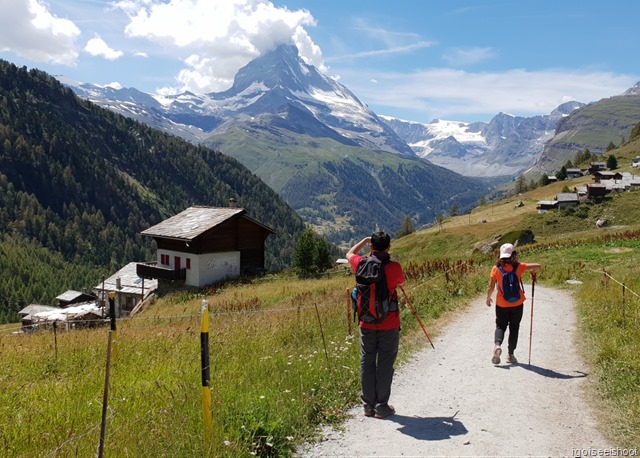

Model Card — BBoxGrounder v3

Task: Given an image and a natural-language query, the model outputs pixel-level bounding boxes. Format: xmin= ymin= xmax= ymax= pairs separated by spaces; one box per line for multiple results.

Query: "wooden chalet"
xmin=586 ymin=183 xmax=610 ymax=199
xmin=536 ymin=200 xmax=558 ymax=213
xmin=566 ymin=168 xmax=584 ymax=179
xmin=556 ymin=193 xmax=579 ymax=209
xmin=587 ymin=162 xmax=606 ymax=174
xmin=137 ymin=204 xmax=275 ymax=288
xmin=56 ymin=290 xmax=97 ymax=308
xmin=592 ymin=171 xmax=623 ymax=183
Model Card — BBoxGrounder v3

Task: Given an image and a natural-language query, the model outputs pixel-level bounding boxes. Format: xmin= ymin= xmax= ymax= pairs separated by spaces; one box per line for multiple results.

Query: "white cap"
xmin=499 ymin=243 xmax=515 ymax=259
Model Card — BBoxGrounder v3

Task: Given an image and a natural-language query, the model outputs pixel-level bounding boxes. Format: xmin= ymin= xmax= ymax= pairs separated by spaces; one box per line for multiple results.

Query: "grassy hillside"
xmin=2 ymin=145 xmax=639 ymax=456
xmin=536 ymin=94 xmax=640 ymax=174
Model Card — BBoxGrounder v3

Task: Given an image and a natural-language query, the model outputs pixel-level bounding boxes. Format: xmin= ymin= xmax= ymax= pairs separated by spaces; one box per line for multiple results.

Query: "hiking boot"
xmin=374 ymin=404 xmax=395 ymax=419
xmin=363 ymin=406 xmax=375 ymax=417
xmin=491 ymin=347 xmax=502 ymax=365
xmin=507 ymin=354 xmax=518 ymax=364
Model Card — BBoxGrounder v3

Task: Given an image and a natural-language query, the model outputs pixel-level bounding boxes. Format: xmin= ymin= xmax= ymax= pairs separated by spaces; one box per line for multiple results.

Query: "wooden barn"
xmin=137 ymin=204 xmax=275 ymax=288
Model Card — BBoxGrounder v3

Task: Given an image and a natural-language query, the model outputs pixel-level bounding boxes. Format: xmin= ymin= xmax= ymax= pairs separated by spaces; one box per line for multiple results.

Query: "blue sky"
xmin=1 ymin=0 xmax=638 ymax=123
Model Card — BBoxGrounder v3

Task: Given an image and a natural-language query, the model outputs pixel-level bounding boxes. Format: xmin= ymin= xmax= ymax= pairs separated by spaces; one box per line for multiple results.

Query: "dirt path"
xmin=297 ymin=285 xmax=612 ymax=457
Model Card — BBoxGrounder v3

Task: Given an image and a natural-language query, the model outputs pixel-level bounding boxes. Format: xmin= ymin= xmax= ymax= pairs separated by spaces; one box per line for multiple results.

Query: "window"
xmin=186 ymin=258 xmax=191 ymax=269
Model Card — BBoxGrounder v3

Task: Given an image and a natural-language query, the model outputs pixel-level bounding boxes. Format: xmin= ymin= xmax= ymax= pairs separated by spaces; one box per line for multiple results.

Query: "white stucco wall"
xmin=190 ymin=251 xmax=240 ymax=287
xmin=158 ymin=249 xmax=240 ymax=287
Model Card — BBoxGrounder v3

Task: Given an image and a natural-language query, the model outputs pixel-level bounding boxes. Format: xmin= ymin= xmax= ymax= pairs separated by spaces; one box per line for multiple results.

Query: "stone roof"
xmin=141 ymin=206 xmax=246 ymax=240
xmin=94 ymin=262 xmax=158 ymax=296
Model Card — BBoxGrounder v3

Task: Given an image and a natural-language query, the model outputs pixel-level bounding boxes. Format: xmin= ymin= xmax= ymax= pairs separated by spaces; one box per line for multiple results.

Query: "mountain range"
xmin=62 ymin=44 xmax=493 ymax=240
xmin=59 ymin=43 xmax=640 ymax=239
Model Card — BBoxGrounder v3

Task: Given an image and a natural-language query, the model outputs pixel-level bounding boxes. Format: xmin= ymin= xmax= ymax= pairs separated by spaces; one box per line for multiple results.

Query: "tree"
xmin=293 ymin=226 xmax=333 ymax=277
xmin=449 ymin=202 xmax=458 ymax=217
xmin=514 ymin=175 xmax=525 ymax=194
xmin=556 ymin=166 xmax=567 ymax=181
xmin=435 ymin=212 xmax=445 ymax=231
xmin=396 ymin=214 xmax=415 ymax=238
xmin=606 ymin=141 xmax=616 ymax=152
xmin=539 ymin=174 xmax=550 ymax=187
xmin=314 ymin=237 xmax=333 ymax=273
xmin=606 ymin=154 xmax=618 ymax=170
xmin=293 ymin=226 xmax=318 ymax=278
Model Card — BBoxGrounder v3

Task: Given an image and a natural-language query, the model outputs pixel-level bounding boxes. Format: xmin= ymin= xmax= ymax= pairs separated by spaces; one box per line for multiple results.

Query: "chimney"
xmin=229 ymin=198 xmax=237 ymax=208
xmin=116 ymin=277 xmax=122 ymax=289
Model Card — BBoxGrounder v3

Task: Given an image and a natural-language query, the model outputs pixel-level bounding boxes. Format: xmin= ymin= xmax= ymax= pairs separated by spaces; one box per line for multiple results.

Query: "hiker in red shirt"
xmin=486 ymin=243 xmax=540 ymax=365
xmin=346 ymin=232 xmax=405 ymax=419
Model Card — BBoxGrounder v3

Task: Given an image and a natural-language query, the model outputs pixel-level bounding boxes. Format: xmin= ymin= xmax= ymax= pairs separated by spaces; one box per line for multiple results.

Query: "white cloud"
xmin=339 ymin=67 xmax=638 ymax=122
xmin=84 ymin=36 xmax=124 ymax=60
xmin=0 ymin=0 xmax=80 ymax=65
xmin=114 ymin=0 xmax=322 ymax=94
xmin=442 ymin=47 xmax=496 ymax=66
xmin=327 ymin=41 xmax=434 ymax=62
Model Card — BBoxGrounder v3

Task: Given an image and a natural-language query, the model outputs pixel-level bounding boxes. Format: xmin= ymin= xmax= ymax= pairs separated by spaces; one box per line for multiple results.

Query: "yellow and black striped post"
xmin=200 ymin=299 xmax=212 ymax=438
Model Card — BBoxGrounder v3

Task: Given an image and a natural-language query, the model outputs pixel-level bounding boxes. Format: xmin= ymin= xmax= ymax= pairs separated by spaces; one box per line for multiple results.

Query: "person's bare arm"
xmin=486 ymin=278 xmax=496 ymax=307
xmin=525 ymin=263 xmax=541 ymax=281
xmin=346 ymin=237 xmax=370 ymax=261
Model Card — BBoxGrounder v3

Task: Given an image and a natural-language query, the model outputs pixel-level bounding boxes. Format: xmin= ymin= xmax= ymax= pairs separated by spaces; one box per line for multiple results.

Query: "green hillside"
xmin=537 ymin=94 xmax=640 ymax=174
xmin=0 ymin=60 xmax=306 ymax=322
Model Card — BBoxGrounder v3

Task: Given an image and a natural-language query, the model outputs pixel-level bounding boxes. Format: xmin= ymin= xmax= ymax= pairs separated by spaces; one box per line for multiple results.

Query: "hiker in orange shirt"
xmin=486 ymin=243 xmax=540 ymax=365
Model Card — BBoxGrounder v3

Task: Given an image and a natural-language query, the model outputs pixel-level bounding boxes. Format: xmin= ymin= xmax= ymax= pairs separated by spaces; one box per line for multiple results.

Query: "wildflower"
xmin=259 ymin=395 xmax=266 ymax=399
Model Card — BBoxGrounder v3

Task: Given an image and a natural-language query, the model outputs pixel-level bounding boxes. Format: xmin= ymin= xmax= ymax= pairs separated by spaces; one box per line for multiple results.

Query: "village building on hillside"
xmin=556 ymin=193 xmax=579 ymax=210
xmin=588 ymin=162 xmax=607 ymax=174
xmin=137 ymin=203 xmax=275 ymax=288
xmin=94 ymin=262 xmax=158 ymax=318
xmin=592 ymin=171 xmax=623 ymax=183
xmin=536 ymin=200 xmax=558 ymax=213
xmin=566 ymin=168 xmax=584 ymax=179
xmin=18 ymin=302 xmax=103 ymax=331
xmin=56 ymin=290 xmax=97 ymax=308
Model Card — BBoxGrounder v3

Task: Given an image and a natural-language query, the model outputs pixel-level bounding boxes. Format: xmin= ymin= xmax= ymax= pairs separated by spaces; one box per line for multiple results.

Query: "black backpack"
xmin=352 ymin=255 xmax=397 ymax=324
xmin=497 ymin=263 xmax=524 ymax=303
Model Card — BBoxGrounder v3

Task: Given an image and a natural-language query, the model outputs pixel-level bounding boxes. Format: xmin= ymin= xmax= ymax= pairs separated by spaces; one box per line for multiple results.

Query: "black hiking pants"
xmin=360 ymin=328 xmax=399 ymax=410
xmin=494 ymin=304 xmax=524 ymax=355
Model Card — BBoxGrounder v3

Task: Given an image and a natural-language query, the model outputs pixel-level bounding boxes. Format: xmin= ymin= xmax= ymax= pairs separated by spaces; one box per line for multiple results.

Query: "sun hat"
xmin=499 ymin=243 xmax=515 ymax=259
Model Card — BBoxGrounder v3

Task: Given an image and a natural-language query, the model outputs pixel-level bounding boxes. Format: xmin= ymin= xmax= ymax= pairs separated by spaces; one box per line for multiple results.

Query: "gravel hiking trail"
xmin=297 ymin=285 xmax=612 ymax=457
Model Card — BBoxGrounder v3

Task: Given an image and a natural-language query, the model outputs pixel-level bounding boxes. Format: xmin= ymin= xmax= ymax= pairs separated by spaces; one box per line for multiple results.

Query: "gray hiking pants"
xmin=360 ymin=327 xmax=400 ymax=409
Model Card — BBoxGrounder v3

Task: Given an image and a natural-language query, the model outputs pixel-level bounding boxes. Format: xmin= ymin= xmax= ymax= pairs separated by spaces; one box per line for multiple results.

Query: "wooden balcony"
xmin=136 ymin=262 xmax=186 ymax=281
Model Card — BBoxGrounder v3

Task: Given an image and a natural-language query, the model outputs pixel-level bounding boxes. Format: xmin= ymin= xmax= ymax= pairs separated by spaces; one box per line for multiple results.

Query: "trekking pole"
xmin=528 ymin=276 xmax=536 ymax=365
xmin=346 ymin=288 xmax=352 ymax=335
xmin=399 ymin=286 xmax=435 ymax=349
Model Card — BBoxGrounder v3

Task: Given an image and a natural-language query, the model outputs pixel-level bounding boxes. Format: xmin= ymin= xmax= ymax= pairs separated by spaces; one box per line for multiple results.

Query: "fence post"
xmin=108 ymin=292 xmax=117 ymax=361
xmin=98 ymin=325 xmax=114 ymax=458
xmin=200 ymin=299 xmax=212 ymax=441
xmin=622 ymin=282 xmax=626 ymax=329
xmin=53 ymin=321 xmax=58 ymax=360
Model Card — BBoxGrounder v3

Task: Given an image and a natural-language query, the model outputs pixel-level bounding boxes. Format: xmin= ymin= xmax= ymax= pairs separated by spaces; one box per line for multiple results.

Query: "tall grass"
xmin=0 ymin=267 xmax=488 ymax=457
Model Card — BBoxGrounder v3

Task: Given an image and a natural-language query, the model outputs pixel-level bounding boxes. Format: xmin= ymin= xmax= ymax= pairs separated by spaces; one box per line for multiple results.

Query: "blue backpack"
xmin=497 ymin=263 xmax=524 ymax=303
